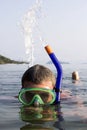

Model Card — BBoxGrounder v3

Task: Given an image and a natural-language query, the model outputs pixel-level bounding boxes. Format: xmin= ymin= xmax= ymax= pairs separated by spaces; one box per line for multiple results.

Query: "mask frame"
xmin=18 ymin=88 xmax=56 ymax=106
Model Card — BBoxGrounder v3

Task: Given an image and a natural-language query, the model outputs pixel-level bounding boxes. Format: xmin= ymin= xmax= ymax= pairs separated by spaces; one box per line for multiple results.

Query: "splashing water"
xmin=21 ymin=0 xmax=44 ymax=67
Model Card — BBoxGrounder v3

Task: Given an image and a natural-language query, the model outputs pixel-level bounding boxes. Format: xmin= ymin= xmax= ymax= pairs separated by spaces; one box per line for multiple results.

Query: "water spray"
xmin=21 ymin=0 xmax=43 ymax=67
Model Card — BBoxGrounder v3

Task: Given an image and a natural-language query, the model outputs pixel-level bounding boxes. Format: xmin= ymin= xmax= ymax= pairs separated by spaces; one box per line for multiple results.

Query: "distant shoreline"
xmin=0 ymin=55 xmax=27 ymax=64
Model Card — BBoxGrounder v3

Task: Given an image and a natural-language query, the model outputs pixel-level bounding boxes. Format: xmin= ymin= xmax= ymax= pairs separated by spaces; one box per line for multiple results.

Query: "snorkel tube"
xmin=45 ymin=45 xmax=62 ymax=103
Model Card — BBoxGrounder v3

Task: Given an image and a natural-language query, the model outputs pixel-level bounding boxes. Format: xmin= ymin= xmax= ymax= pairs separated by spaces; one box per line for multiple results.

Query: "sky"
xmin=0 ymin=0 xmax=87 ymax=64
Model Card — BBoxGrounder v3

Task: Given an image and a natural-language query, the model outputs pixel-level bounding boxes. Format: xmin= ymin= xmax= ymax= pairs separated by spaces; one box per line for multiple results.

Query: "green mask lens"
xmin=18 ymin=88 xmax=56 ymax=106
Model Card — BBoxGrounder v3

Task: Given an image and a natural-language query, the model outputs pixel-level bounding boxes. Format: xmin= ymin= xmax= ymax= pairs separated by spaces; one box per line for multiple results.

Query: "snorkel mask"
xmin=18 ymin=88 xmax=56 ymax=106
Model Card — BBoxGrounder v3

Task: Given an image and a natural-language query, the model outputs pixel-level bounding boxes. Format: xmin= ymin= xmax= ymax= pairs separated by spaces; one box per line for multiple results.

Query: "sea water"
xmin=0 ymin=63 xmax=87 ymax=130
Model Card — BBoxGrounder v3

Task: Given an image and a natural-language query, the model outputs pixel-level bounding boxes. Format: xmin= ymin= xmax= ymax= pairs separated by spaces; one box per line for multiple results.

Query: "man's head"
xmin=22 ymin=64 xmax=56 ymax=89
xmin=19 ymin=64 xmax=56 ymax=106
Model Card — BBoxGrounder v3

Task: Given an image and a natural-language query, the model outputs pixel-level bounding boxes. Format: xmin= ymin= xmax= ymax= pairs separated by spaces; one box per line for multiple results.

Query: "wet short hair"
xmin=22 ymin=64 xmax=56 ymax=88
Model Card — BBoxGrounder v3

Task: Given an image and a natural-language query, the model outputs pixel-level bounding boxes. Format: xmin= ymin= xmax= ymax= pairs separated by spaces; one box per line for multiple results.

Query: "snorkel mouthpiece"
xmin=32 ymin=95 xmax=44 ymax=107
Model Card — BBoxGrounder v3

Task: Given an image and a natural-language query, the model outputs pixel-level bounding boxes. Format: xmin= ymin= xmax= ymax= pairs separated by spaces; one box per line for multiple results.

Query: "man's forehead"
xmin=22 ymin=81 xmax=54 ymax=89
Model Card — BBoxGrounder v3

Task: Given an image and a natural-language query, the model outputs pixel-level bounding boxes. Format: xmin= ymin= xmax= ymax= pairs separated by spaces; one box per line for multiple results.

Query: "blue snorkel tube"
xmin=45 ymin=45 xmax=63 ymax=103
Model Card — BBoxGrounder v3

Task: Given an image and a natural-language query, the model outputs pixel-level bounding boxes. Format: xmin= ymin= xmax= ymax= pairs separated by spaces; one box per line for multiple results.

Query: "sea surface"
xmin=0 ymin=63 xmax=87 ymax=130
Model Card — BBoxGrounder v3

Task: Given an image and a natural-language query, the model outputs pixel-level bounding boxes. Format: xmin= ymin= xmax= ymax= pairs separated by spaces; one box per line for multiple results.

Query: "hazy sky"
xmin=0 ymin=0 xmax=87 ymax=63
